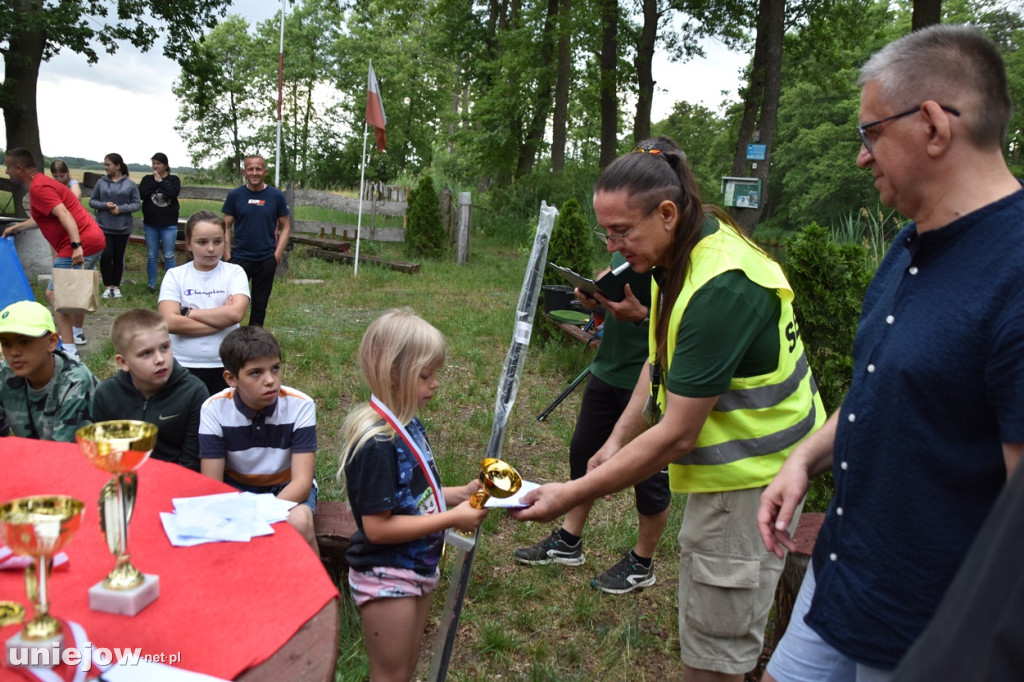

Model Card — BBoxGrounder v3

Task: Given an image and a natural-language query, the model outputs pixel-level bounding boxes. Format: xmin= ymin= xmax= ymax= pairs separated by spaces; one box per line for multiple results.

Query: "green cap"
xmin=0 ymin=301 xmax=57 ymax=337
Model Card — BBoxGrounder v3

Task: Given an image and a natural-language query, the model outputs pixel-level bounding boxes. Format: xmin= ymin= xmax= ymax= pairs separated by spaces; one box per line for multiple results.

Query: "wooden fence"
xmin=78 ymin=172 xmax=409 ymax=243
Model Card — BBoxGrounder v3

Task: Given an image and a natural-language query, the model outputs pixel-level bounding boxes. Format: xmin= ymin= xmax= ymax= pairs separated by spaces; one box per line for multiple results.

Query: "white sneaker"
xmin=74 ymin=331 xmax=87 ymax=345
xmin=112 ymin=287 xmax=122 ymax=299
xmin=63 ymin=346 xmax=79 ymax=359
xmin=102 ymin=288 xmax=114 ymax=299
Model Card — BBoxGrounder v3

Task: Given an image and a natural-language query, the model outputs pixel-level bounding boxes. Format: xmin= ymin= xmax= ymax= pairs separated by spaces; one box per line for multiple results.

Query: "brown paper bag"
xmin=53 ymin=267 xmax=100 ymax=314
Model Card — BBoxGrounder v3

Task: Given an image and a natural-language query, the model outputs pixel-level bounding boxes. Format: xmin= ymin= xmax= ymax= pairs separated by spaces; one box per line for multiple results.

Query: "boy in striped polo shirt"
xmin=199 ymin=326 xmax=318 ymax=554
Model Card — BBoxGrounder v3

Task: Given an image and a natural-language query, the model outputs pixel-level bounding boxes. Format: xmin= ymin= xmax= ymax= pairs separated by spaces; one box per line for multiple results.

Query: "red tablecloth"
xmin=0 ymin=437 xmax=338 ymax=680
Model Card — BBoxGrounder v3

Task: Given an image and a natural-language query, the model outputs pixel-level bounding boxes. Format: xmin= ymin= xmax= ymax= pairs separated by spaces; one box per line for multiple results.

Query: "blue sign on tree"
xmin=746 ymin=144 xmax=767 ymax=161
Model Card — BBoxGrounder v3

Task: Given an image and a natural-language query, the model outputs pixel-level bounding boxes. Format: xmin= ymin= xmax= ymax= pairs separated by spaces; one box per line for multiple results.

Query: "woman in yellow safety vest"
xmin=514 ymin=136 xmax=824 ymax=682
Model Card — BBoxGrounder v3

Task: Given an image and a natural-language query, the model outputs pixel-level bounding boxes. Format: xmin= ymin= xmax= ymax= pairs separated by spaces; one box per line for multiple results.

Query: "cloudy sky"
xmin=25 ymin=1 xmax=747 ymax=168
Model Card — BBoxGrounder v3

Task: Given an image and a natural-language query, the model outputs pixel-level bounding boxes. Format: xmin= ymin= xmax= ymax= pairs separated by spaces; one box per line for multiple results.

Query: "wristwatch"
xmin=69 ymin=241 xmax=82 ymax=248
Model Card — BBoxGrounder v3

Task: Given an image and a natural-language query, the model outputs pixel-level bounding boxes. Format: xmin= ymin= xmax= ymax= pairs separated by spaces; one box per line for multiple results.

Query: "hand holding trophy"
xmin=1 ymin=496 xmax=85 ymax=665
xmin=76 ymin=420 xmax=160 ymax=616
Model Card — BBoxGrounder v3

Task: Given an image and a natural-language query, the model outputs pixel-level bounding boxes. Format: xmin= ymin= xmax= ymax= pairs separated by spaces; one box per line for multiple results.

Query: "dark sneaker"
xmin=591 ymin=553 xmax=655 ymax=594
xmin=513 ymin=529 xmax=585 ymax=566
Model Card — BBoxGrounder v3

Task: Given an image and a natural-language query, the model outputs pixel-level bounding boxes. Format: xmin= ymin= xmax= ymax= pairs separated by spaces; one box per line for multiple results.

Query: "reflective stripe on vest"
xmin=649 ymin=219 xmax=825 ymax=493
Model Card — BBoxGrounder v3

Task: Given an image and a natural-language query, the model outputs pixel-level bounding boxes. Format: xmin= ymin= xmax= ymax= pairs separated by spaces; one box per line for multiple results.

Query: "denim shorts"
xmin=224 ymin=477 xmax=318 ymax=514
xmin=766 ymin=562 xmax=893 ymax=682
xmin=49 ymin=252 xmax=101 ymax=291
xmin=348 ymin=565 xmax=440 ymax=607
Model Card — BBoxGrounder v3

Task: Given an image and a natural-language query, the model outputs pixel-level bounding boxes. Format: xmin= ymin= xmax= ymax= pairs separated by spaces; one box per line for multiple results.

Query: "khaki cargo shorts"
xmin=677 ymin=486 xmax=802 ymax=675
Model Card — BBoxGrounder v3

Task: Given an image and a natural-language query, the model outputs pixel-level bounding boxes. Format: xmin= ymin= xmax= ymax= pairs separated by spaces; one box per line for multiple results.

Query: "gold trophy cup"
xmin=447 ymin=458 xmax=523 ymax=549
xmin=469 ymin=458 xmax=523 ymax=509
xmin=76 ymin=420 xmax=160 ymax=616
xmin=0 ymin=496 xmax=85 ymax=665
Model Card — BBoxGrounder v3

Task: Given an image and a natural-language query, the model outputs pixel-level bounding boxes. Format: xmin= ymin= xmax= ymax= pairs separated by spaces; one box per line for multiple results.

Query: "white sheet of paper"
xmin=484 ymin=480 xmax=540 ymax=509
xmin=161 ymin=492 xmax=294 ymax=546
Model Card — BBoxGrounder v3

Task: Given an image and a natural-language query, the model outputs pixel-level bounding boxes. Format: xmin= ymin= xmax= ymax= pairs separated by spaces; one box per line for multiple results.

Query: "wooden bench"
xmin=315 ymin=500 xmax=358 ymax=590
xmin=547 ymin=314 xmax=600 ymax=348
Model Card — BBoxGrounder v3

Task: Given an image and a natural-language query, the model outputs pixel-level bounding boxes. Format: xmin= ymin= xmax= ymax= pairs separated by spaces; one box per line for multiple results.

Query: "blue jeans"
xmin=144 ymin=223 xmax=177 ymax=287
xmin=48 ymin=251 xmax=101 ymax=291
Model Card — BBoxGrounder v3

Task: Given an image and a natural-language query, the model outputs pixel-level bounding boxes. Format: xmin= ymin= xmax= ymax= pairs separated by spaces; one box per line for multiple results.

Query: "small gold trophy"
xmin=469 ymin=458 xmax=523 ymax=508
xmin=76 ymin=420 xmax=160 ymax=616
xmin=0 ymin=495 xmax=85 ymax=666
xmin=448 ymin=458 xmax=523 ymax=550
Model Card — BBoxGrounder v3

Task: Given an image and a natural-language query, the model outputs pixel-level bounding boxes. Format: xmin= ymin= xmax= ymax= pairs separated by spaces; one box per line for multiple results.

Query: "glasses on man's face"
xmin=593 ymin=205 xmax=659 ymax=245
xmin=857 ymin=104 xmax=961 ymax=154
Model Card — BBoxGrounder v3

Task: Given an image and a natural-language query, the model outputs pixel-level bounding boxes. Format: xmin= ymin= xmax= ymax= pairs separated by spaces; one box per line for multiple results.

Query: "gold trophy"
xmin=76 ymin=420 xmax=160 ymax=616
xmin=447 ymin=458 xmax=522 ymax=550
xmin=470 ymin=458 xmax=523 ymax=508
xmin=0 ymin=496 xmax=85 ymax=665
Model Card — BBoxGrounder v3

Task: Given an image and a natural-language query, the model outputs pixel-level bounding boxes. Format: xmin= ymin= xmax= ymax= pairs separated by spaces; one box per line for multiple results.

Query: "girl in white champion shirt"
xmin=158 ymin=211 xmax=250 ymax=395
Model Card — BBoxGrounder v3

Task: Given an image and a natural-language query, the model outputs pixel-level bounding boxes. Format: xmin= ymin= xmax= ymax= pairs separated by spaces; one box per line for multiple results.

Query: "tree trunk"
xmin=3 ymin=0 xmax=47 ymax=217
xmin=633 ymin=0 xmax=658 ymax=144
xmin=729 ymin=0 xmax=783 ymax=235
xmin=912 ymin=0 xmax=942 ymax=31
xmin=515 ymin=0 xmax=560 ymax=177
xmin=551 ymin=0 xmax=572 ymax=172
xmin=598 ymin=0 xmax=619 ymax=168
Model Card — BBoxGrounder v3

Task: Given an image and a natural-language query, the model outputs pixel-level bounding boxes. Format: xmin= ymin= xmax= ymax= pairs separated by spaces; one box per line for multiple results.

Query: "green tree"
xmin=405 ymin=176 xmax=446 ymax=258
xmin=784 ymin=222 xmax=872 ymax=413
xmin=1 ymin=0 xmax=230 ymax=212
xmin=544 ymin=198 xmax=594 ymax=287
xmin=653 ymin=100 xmax=733 ymax=201
xmin=173 ymin=16 xmax=262 ymax=171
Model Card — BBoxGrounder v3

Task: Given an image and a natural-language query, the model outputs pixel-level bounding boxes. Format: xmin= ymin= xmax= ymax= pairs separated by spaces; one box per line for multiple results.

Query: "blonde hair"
xmin=111 ymin=309 xmax=168 ymax=355
xmin=337 ymin=308 xmax=446 ymax=479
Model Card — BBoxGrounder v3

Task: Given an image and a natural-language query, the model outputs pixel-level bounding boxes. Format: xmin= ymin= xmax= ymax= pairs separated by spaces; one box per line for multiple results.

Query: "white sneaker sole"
xmin=513 ymin=552 xmax=586 ymax=567
xmin=593 ymin=573 xmax=656 ymax=594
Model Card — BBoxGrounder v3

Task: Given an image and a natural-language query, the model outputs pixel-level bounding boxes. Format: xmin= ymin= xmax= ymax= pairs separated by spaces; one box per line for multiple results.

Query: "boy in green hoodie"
xmin=92 ymin=308 xmax=209 ymax=471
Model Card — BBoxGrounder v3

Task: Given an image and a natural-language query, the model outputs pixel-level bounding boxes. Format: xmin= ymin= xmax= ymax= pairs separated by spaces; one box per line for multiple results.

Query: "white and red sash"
xmin=369 ymin=395 xmax=446 ymax=513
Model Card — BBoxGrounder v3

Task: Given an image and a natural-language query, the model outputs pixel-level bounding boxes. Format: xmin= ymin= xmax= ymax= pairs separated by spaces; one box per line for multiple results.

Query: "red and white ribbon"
xmin=0 ymin=547 xmax=69 ymax=571
xmin=16 ymin=620 xmax=90 ymax=682
xmin=369 ymin=394 xmax=446 ymax=513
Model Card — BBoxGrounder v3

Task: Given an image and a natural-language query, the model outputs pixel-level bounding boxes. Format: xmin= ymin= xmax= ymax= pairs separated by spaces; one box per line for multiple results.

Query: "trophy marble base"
xmin=5 ymin=631 xmax=64 ymax=667
xmin=89 ymin=574 xmax=160 ymax=616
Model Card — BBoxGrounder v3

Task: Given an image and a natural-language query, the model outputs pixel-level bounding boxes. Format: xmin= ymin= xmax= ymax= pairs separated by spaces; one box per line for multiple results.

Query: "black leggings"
xmin=569 ymin=374 xmax=671 ymax=516
xmin=99 ymin=232 xmax=130 ymax=287
xmin=187 ymin=366 xmax=228 ymax=396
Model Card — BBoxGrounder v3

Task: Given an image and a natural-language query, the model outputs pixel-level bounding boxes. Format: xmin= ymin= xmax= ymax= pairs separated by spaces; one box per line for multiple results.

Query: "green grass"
xmin=31 ymin=213 xmax=712 ymax=681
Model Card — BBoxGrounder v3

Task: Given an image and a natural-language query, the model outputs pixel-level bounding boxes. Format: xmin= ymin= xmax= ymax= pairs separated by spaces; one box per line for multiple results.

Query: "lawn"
xmin=33 ymin=206 xmax=703 ymax=681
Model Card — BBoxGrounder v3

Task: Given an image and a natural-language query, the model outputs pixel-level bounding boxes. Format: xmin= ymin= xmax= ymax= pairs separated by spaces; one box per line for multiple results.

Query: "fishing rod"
xmin=428 ymin=201 xmax=558 ymax=681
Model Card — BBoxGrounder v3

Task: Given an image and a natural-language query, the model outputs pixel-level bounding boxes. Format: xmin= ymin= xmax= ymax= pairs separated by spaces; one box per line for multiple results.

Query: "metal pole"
xmin=536 ymin=366 xmax=591 ymax=421
xmin=428 ymin=201 xmax=559 ymax=681
xmin=354 ymin=121 xmax=369 ymax=277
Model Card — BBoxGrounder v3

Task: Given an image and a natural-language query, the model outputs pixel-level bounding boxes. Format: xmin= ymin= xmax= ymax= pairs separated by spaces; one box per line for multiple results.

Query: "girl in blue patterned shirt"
xmin=339 ymin=308 xmax=488 ymax=681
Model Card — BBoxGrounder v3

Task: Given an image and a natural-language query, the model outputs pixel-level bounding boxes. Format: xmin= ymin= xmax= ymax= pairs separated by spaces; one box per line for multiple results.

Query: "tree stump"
xmin=772 ymin=512 xmax=825 ymax=649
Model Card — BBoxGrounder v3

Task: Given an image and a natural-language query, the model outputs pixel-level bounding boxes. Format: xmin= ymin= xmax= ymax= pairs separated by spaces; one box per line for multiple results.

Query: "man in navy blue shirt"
xmin=222 ymin=155 xmax=290 ymax=327
xmin=759 ymin=24 xmax=1024 ymax=682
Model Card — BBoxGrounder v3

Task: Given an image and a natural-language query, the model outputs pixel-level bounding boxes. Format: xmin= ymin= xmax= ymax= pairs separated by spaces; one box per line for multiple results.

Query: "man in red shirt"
xmin=3 ymin=148 xmax=106 ymax=357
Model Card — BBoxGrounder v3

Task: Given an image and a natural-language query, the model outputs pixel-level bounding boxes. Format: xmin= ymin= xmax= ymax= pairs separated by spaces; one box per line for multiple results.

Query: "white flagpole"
xmin=274 ymin=0 xmax=286 ymax=187
xmin=354 ymin=121 xmax=369 ymax=277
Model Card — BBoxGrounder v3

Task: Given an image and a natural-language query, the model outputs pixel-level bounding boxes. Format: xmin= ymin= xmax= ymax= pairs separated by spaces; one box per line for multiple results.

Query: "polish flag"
xmin=366 ymin=62 xmax=387 ymax=152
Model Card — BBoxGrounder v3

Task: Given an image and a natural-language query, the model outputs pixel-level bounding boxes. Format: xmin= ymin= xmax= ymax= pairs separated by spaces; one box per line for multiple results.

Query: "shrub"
xmin=784 ymin=222 xmax=874 ymax=512
xmin=405 ymin=176 xmax=445 ymax=258
xmin=544 ymin=198 xmax=593 ymax=286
